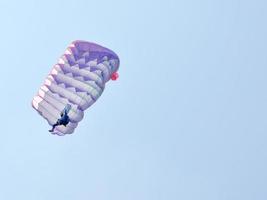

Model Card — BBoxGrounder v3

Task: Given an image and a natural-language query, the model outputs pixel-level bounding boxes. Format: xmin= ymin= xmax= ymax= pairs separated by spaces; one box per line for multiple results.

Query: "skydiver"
xmin=49 ymin=104 xmax=71 ymax=132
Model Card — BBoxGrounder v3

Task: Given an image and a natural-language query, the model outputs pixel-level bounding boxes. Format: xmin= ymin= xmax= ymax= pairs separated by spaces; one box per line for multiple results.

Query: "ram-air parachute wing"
xmin=32 ymin=41 xmax=120 ymax=136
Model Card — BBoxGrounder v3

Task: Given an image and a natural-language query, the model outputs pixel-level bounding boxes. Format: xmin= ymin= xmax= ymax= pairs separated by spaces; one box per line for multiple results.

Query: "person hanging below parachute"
xmin=49 ymin=104 xmax=71 ymax=132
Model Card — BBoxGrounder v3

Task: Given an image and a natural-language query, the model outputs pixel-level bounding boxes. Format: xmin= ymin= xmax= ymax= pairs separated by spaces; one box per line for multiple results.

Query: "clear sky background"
xmin=0 ymin=0 xmax=266 ymax=199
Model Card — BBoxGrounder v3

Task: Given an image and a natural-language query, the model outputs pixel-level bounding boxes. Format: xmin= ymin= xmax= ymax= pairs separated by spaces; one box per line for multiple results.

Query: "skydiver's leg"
xmin=49 ymin=124 xmax=57 ymax=132
xmin=49 ymin=120 xmax=60 ymax=132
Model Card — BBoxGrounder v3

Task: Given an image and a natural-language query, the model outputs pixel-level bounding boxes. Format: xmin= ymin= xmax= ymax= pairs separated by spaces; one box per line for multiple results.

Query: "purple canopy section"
xmin=32 ymin=40 xmax=120 ymax=135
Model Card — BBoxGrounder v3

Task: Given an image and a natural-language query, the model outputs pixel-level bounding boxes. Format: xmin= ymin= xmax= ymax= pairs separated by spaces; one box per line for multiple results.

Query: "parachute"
xmin=32 ymin=40 xmax=120 ymax=135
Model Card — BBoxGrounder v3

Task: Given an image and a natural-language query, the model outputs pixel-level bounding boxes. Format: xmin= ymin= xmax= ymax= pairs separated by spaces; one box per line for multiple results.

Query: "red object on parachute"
xmin=111 ymin=72 xmax=119 ymax=80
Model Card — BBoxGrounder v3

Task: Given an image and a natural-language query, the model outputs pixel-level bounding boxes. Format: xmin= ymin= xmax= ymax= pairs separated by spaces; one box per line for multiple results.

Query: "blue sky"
xmin=0 ymin=0 xmax=266 ymax=199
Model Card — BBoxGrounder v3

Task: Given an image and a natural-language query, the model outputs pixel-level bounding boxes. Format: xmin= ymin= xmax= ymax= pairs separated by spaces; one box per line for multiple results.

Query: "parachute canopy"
xmin=32 ymin=40 xmax=120 ymax=135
